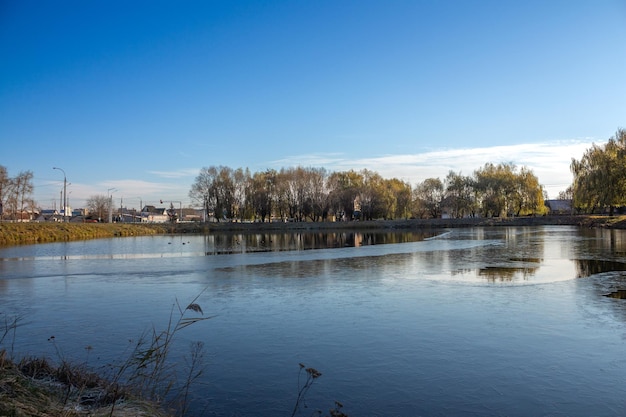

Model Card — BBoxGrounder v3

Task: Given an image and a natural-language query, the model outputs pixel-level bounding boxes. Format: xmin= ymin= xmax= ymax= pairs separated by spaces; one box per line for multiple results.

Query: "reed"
xmin=107 ymin=290 xmax=213 ymax=415
xmin=290 ymin=363 xmax=349 ymax=417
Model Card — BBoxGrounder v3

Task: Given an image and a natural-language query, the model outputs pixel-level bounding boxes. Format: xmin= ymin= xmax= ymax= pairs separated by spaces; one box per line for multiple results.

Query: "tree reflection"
xmin=574 ymin=259 xmax=626 ymax=278
xmin=202 ymin=231 xmax=439 ymax=255
xmin=477 ymin=266 xmax=539 ymax=282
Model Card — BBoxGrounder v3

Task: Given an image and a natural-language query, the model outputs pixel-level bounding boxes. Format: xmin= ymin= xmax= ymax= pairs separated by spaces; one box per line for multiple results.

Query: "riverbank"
xmin=0 ymin=222 xmax=171 ymax=246
xmin=1 ymin=215 xmax=625 ymax=247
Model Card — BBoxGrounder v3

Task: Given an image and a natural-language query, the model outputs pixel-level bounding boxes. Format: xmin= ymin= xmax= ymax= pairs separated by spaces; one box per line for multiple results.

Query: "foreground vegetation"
xmin=0 ymin=295 xmax=345 ymax=417
xmin=0 ymin=294 xmax=211 ymax=417
xmin=0 ymin=352 xmax=168 ymax=417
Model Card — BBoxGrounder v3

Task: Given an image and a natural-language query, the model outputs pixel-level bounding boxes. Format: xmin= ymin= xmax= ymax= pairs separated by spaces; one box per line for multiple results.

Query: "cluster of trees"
xmin=413 ymin=163 xmax=546 ymax=219
xmin=189 ymin=163 xmax=547 ymax=222
xmin=0 ymin=165 xmax=35 ymax=221
xmin=570 ymin=128 xmax=626 ymax=215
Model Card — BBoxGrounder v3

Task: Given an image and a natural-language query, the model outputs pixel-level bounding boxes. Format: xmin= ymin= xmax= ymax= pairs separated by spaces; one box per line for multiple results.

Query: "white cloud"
xmin=272 ymin=140 xmax=594 ymax=199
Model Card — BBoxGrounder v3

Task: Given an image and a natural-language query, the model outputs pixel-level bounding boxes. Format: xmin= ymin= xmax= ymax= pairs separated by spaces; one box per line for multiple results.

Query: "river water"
xmin=1 ymin=226 xmax=626 ymax=416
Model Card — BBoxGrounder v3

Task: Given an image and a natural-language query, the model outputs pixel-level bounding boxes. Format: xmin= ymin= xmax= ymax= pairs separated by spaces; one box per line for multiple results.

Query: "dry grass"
xmin=0 ymin=223 xmax=170 ymax=246
xmin=0 ymin=351 xmax=169 ymax=417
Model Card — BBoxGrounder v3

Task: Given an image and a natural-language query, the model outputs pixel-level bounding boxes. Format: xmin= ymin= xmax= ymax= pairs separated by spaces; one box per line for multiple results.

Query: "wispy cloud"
xmin=272 ymin=140 xmax=594 ymax=198
xmin=97 ymin=179 xmax=181 ymax=195
xmin=66 ymin=180 xmax=190 ymax=208
xmin=147 ymin=168 xmax=199 ymax=179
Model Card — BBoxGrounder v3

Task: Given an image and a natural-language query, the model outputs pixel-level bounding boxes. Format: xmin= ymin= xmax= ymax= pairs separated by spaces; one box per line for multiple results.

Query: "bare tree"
xmin=413 ymin=178 xmax=444 ymax=218
xmin=305 ymin=167 xmax=328 ymax=221
xmin=13 ymin=171 xmax=34 ymax=221
xmin=0 ymin=165 xmax=9 ymax=221
xmin=86 ymin=194 xmax=111 ymax=222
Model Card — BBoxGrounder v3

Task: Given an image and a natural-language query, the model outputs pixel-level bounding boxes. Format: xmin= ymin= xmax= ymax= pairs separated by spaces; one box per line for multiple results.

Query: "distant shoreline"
xmin=1 ymin=215 xmax=625 ymax=247
xmin=180 ymin=215 xmax=626 ymax=233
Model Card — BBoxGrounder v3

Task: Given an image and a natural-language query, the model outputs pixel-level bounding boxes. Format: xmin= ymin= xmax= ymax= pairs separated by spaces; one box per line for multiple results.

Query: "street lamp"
xmin=53 ymin=167 xmax=67 ymax=222
xmin=107 ymin=188 xmax=117 ymax=223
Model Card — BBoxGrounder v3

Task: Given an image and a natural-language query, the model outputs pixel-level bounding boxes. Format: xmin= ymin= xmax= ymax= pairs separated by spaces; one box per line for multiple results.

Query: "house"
xmin=544 ymin=199 xmax=572 ymax=215
xmin=180 ymin=207 xmax=204 ymax=222
xmin=36 ymin=209 xmax=64 ymax=222
xmin=140 ymin=205 xmax=170 ymax=223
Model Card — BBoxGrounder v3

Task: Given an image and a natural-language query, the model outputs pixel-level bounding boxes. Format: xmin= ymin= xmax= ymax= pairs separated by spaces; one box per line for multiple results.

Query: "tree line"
xmin=189 ymin=163 xmax=547 ymax=222
xmin=3 ymin=127 xmax=623 ymax=222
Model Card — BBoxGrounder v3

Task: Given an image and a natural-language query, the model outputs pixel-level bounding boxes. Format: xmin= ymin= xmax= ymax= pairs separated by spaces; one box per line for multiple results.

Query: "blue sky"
xmin=1 ymin=0 xmax=625 ymax=209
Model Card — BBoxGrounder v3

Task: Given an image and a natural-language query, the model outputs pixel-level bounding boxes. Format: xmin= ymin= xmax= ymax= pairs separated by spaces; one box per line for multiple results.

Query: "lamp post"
xmin=107 ymin=188 xmax=117 ymax=223
xmin=53 ymin=167 xmax=67 ymax=222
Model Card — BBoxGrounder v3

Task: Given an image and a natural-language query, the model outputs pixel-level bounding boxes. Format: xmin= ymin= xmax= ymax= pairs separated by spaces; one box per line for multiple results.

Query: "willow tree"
xmin=511 ymin=167 xmax=546 ymax=216
xmin=571 ymin=128 xmax=626 ymax=215
xmin=387 ymin=178 xmax=412 ymax=219
xmin=472 ymin=163 xmax=544 ymax=217
xmin=444 ymin=171 xmax=475 ymax=218
xmin=478 ymin=163 xmax=519 ymax=217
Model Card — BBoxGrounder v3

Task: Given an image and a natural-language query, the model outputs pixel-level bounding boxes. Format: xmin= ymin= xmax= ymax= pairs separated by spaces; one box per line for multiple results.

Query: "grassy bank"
xmin=0 ymin=223 xmax=171 ymax=246
xmin=2 ymin=215 xmax=626 ymax=247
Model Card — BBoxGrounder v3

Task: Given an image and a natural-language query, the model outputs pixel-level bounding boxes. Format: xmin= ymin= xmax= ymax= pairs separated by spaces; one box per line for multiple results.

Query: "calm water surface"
xmin=1 ymin=226 xmax=626 ymax=416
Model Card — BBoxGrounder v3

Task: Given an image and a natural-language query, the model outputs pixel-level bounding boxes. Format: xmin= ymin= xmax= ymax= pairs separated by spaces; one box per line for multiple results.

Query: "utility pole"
xmin=53 ymin=167 xmax=67 ymax=222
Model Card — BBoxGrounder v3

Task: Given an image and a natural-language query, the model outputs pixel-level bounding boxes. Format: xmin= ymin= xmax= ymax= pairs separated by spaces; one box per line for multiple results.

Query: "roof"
xmin=545 ymin=199 xmax=572 ymax=212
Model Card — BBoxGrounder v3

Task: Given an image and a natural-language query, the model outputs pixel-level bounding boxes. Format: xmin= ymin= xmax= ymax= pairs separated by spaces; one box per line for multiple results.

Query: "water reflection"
xmin=574 ymin=228 xmax=626 ymax=259
xmin=477 ymin=265 xmax=539 ymax=282
xmin=202 ymin=231 xmax=438 ymax=255
xmin=574 ymin=259 xmax=626 ymax=278
xmin=0 ymin=231 xmax=439 ymax=261
xmin=437 ymin=227 xmax=546 ymax=282
xmin=604 ymin=289 xmax=626 ymax=299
